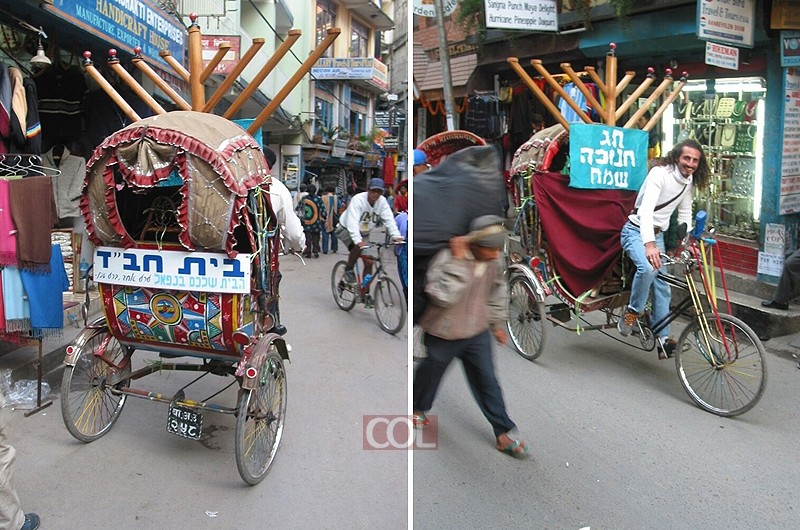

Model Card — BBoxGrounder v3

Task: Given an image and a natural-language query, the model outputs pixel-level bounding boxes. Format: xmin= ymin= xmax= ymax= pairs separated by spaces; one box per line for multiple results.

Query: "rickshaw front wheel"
xmin=675 ymin=313 xmax=767 ymax=417
xmin=61 ymin=328 xmax=132 ymax=443
xmin=235 ymin=348 xmax=287 ymax=485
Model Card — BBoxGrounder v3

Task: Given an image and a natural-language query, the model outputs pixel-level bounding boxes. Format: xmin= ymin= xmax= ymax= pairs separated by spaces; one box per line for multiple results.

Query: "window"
xmin=315 ymin=97 xmax=333 ymax=135
xmin=316 ymin=0 xmax=337 ymax=58
xmin=350 ymin=18 xmax=369 ymax=58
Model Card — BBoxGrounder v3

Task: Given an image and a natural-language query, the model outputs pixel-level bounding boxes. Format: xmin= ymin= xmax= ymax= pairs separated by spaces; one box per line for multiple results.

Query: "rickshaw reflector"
xmin=245 ymin=367 xmax=258 ymax=379
xmin=66 ymin=346 xmax=74 ymax=355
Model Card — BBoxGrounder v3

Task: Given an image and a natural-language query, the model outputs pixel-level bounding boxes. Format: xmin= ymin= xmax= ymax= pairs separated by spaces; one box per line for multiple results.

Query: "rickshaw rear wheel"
xmin=675 ymin=313 xmax=767 ymax=417
xmin=506 ymin=275 xmax=547 ymax=360
xmin=373 ymin=277 xmax=406 ymax=335
xmin=61 ymin=328 xmax=132 ymax=443
xmin=331 ymin=260 xmax=357 ymax=311
xmin=235 ymin=348 xmax=287 ymax=485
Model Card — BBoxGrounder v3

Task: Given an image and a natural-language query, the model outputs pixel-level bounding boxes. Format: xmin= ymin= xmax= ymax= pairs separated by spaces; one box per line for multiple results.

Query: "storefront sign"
xmin=697 ymin=0 xmax=755 ymax=48
xmin=781 ymin=31 xmax=800 ymax=67
xmin=201 ymin=36 xmax=240 ymax=75
xmin=413 ymin=0 xmax=458 ymax=17
xmin=771 ymin=0 xmax=800 ymax=30
xmin=705 ymin=41 xmax=740 ymax=70
xmin=49 ymin=0 xmax=185 ymax=69
xmin=484 ymin=0 xmax=558 ymax=31
xmin=311 ymin=58 xmax=388 ymax=91
xmin=780 ymin=69 xmax=800 ymax=214
xmin=569 ymin=124 xmax=647 ymax=191
xmin=93 ymin=247 xmax=251 ymax=294
xmin=332 ymin=139 xmax=348 ymax=158
xmin=758 ymin=251 xmax=784 ymax=276
xmin=764 ymin=223 xmax=786 ymax=255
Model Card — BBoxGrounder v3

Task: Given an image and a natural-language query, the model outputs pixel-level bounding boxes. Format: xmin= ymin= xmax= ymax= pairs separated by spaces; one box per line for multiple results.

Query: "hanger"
xmin=23 ymin=155 xmax=61 ymax=177
xmin=0 ymin=155 xmax=26 ymax=178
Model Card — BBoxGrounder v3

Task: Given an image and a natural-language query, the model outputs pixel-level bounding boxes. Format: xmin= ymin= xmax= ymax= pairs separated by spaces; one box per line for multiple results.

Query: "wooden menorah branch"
xmin=106 ymin=50 xmax=166 ymax=115
xmin=507 ymin=57 xmax=570 ymax=130
xmin=531 ymin=60 xmax=593 ymax=123
xmin=158 ymin=50 xmax=190 ymax=82
xmin=200 ymin=42 xmax=231 ymax=84
xmin=510 ymin=43 xmax=687 ymax=132
xmin=82 ymin=51 xmax=141 ymax=123
xmin=131 ymin=49 xmax=191 ymax=111
xmin=223 ymin=29 xmax=303 ymax=119
xmin=204 ymin=38 xmax=266 ymax=113
xmin=246 ymin=27 xmax=341 ymax=135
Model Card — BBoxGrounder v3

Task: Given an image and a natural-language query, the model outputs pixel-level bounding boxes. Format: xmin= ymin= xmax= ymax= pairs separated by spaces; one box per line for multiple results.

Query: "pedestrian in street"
xmin=335 ymin=178 xmax=403 ymax=284
xmin=0 ymin=408 xmax=40 ymax=530
xmin=292 ymin=183 xmax=308 ymax=212
xmin=321 ymin=186 xmax=340 ymax=254
xmin=413 ymin=215 xmax=528 ymax=459
xmin=618 ymin=138 xmax=709 ymax=358
xmin=761 ymin=249 xmax=800 ymax=310
xmin=299 ymin=184 xmax=326 ymax=258
xmin=393 ymin=180 xmax=407 ymax=215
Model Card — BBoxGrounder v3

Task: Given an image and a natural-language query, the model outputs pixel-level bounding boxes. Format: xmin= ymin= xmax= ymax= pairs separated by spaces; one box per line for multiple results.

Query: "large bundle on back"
xmin=412 ymin=144 xmax=506 ymax=322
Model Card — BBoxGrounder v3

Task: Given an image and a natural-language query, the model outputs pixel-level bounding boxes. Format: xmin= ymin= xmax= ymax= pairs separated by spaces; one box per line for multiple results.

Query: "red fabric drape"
xmin=533 ymin=171 xmax=636 ymax=297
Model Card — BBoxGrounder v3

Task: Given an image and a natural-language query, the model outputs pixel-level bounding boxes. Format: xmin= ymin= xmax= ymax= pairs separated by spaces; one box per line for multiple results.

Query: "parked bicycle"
xmin=331 ymin=240 xmax=406 ymax=335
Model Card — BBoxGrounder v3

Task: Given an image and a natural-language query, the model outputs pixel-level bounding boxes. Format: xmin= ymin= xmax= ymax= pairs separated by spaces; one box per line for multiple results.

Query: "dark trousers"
xmin=304 ymin=232 xmax=321 ymax=256
xmin=413 ymin=330 xmax=516 ymax=437
xmin=774 ymin=249 xmax=800 ymax=304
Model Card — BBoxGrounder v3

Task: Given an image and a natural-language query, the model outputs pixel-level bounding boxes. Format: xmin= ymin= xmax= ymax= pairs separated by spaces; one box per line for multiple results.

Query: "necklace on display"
xmin=722 ymin=125 xmax=736 ymax=143
xmin=747 ymin=124 xmax=756 ymax=139
xmin=731 ymin=101 xmax=745 ymax=117
xmin=745 ymin=100 xmax=757 ymax=121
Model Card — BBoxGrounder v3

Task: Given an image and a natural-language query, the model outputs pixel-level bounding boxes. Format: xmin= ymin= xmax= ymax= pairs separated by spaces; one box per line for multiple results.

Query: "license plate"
xmin=167 ymin=403 xmax=203 ymax=440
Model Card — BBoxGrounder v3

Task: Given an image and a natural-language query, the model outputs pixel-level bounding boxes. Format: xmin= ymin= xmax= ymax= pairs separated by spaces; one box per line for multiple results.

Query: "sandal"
xmin=412 ymin=412 xmax=430 ymax=430
xmin=497 ymin=439 xmax=529 ymax=459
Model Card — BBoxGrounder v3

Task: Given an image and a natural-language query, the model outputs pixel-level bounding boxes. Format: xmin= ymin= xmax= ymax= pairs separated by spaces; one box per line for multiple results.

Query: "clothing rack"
xmin=0 ymin=153 xmax=61 ymax=177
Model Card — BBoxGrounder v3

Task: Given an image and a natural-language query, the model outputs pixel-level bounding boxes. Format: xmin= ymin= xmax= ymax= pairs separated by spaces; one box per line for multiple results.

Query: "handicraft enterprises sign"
xmin=569 ymin=124 xmax=648 ymax=191
xmin=93 ymin=247 xmax=251 ymax=294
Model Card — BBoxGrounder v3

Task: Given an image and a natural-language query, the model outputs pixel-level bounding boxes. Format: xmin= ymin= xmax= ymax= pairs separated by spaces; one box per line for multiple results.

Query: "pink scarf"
xmin=0 ymin=179 xmax=16 ymax=266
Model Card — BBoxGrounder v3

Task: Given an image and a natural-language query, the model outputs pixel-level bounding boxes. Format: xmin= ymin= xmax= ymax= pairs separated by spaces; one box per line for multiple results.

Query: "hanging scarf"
xmin=20 ymin=244 xmax=68 ymax=337
xmin=9 ymin=176 xmax=57 ymax=272
xmin=0 ymin=179 xmax=16 ymax=266
xmin=2 ymin=267 xmax=29 ymax=332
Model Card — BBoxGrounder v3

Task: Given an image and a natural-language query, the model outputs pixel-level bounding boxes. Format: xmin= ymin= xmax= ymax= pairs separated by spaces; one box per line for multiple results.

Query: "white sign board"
xmin=781 ymin=70 xmax=800 ymax=214
xmin=704 ymin=41 xmax=739 ymax=70
xmin=758 ymin=251 xmax=785 ymax=277
xmin=697 ymin=0 xmax=755 ymax=48
xmin=484 ymin=0 xmax=558 ymax=31
xmin=93 ymin=247 xmax=251 ymax=294
xmin=764 ymin=223 xmax=787 ymax=256
xmin=413 ymin=0 xmax=458 ymax=17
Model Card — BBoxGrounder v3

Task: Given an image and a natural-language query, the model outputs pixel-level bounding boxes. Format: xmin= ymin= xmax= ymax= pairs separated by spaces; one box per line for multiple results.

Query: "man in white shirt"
xmin=336 ymin=177 xmax=404 ymax=283
xmin=618 ymin=139 xmax=708 ymax=358
xmin=263 ymin=148 xmax=305 ymax=252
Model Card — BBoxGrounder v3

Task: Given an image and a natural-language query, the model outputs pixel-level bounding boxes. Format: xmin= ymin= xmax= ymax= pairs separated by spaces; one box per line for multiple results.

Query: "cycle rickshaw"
xmin=505 ymin=123 xmax=767 ymax=417
xmin=56 ymin=18 xmax=342 ymax=483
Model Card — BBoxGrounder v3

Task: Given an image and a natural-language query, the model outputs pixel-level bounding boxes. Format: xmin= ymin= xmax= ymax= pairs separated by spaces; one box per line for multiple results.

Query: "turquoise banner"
xmin=568 ymin=123 xmax=648 ymax=191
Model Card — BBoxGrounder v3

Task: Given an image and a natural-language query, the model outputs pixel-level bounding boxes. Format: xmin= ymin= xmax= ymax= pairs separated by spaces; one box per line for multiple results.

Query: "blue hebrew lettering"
xmin=142 ymin=255 xmax=163 ymax=273
xmin=222 ymin=258 xmax=246 ymax=278
xmin=122 ymin=252 xmax=140 ymax=271
xmin=178 ymin=257 xmax=206 ymax=275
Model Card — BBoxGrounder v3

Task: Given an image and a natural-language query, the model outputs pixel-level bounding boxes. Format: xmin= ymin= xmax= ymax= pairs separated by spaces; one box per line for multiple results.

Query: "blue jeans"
xmin=620 ymin=221 xmax=671 ymax=339
xmin=321 ymin=230 xmax=337 ymax=253
xmin=413 ymin=331 xmax=516 ymax=437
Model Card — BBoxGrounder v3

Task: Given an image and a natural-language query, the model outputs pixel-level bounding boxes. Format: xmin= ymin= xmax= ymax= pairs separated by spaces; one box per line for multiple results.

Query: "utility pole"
xmin=433 ymin=0 xmax=456 ymax=131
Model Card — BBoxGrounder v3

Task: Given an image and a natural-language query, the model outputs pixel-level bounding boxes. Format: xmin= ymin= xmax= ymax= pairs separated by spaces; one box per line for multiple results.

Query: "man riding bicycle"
xmin=335 ymin=178 xmax=404 ymax=284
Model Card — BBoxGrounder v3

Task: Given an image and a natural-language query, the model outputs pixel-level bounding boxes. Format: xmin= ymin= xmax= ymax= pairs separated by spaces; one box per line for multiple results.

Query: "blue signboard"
xmin=49 ymin=0 xmax=185 ymax=70
xmin=781 ymin=31 xmax=800 ymax=68
xmin=569 ymin=123 xmax=648 ymax=191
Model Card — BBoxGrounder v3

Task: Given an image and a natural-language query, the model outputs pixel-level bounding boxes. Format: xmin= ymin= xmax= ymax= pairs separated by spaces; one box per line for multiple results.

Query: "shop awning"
xmin=414 ymin=42 xmax=477 ymax=99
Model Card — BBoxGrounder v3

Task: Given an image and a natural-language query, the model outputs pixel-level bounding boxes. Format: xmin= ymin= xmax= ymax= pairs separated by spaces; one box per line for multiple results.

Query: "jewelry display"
xmin=672 ymin=85 xmax=762 ymax=242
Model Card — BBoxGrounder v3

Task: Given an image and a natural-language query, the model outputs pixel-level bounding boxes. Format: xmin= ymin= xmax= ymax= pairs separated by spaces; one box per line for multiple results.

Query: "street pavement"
xmin=413 ymin=316 xmax=800 ymax=529
xmin=0 ymin=242 xmax=409 ymax=529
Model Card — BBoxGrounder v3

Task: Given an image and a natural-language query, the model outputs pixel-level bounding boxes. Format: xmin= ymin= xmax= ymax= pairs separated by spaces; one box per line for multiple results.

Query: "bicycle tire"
xmin=674 ymin=313 xmax=767 ymax=417
xmin=331 ymin=260 xmax=357 ymax=311
xmin=61 ymin=327 xmax=132 ymax=442
xmin=235 ymin=349 xmax=287 ymax=485
xmin=506 ymin=275 xmax=547 ymax=360
xmin=373 ymin=277 xmax=406 ymax=335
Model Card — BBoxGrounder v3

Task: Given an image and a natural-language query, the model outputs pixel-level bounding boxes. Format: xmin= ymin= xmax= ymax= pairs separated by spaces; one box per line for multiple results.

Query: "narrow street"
xmin=414 ymin=319 xmax=800 ymax=529
xmin=2 ymin=244 xmax=408 ymax=529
